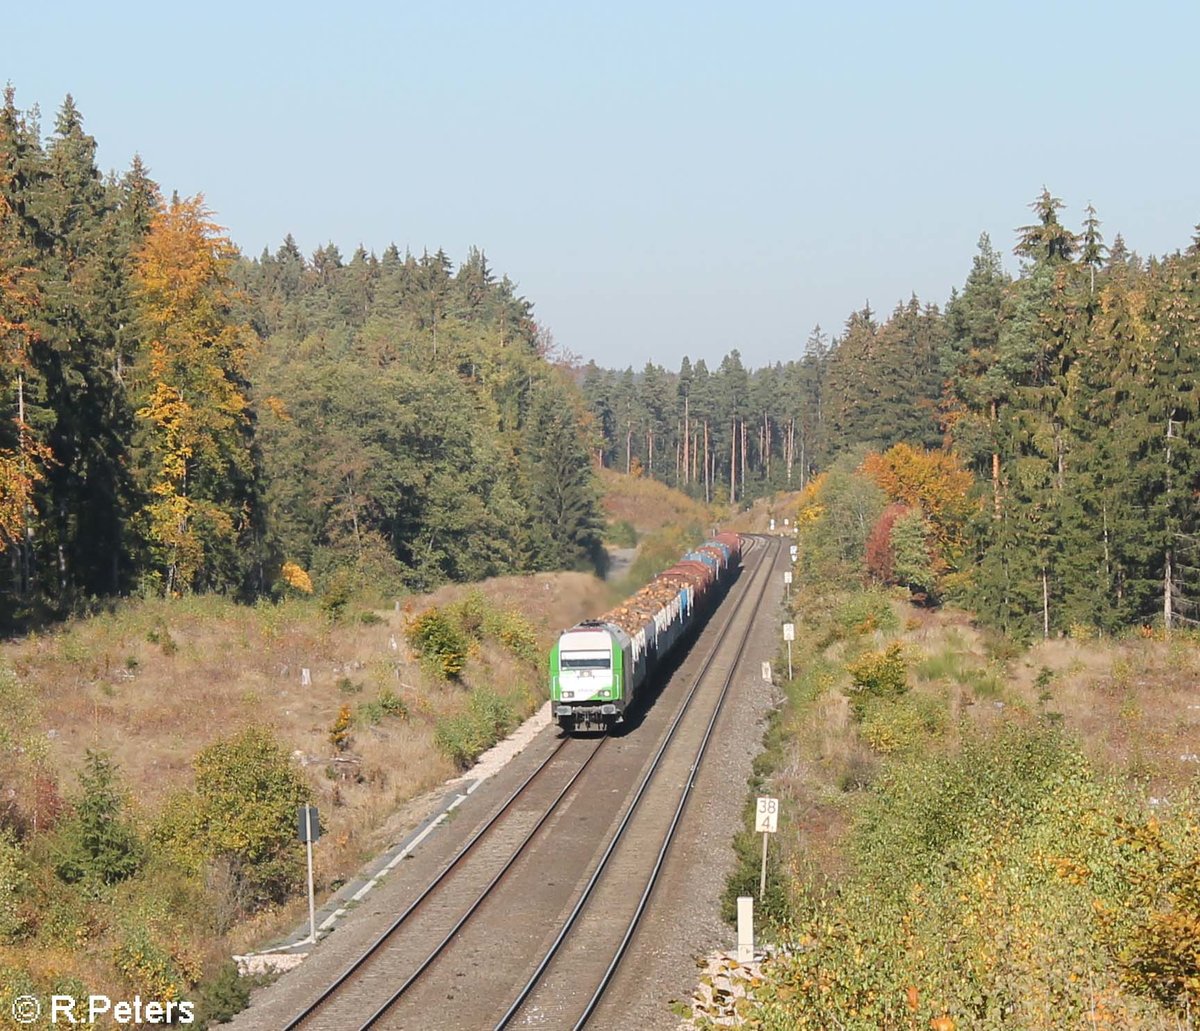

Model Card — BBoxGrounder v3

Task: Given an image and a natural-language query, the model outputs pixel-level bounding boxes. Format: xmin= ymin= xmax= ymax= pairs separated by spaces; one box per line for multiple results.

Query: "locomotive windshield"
xmin=560 ymin=652 xmax=611 ymax=669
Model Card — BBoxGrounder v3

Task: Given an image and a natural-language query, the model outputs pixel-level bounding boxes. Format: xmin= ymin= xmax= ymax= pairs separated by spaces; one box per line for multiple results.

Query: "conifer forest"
xmin=2 ymin=89 xmax=1198 ymax=641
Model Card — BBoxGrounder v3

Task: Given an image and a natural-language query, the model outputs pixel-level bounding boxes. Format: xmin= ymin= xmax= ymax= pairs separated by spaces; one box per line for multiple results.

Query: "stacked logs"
xmin=599 ymin=535 xmax=741 ymax=639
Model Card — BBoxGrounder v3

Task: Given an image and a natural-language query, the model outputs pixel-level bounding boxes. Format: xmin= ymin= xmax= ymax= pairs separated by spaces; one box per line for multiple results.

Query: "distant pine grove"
xmin=0 ymin=90 xmax=605 ymax=626
xmin=580 ymin=193 xmax=1200 ymax=639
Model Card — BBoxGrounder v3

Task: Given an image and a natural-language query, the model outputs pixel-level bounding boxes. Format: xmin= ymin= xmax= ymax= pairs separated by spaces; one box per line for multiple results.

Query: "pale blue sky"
xmin=7 ymin=1 xmax=1198 ymax=369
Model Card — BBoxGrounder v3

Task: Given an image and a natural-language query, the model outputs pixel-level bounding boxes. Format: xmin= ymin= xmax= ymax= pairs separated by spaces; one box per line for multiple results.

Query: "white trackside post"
xmin=760 ymin=830 xmax=769 ymax=900
xmin=737 ymin=896 xmax=754 ymax=963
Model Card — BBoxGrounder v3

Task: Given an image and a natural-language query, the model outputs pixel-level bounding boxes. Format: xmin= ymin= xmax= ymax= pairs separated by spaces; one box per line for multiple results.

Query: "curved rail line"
xmin=284 ymin=534 xmax=772 ymax=1030
xmin=496 ymin=533 xmax=780 ymax=1029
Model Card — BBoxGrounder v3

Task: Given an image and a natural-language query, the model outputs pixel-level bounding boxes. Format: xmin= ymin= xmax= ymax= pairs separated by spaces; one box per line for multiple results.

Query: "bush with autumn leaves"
xmin=792 ymin=444 xmax=976 ymax=605
xmin=737 ymin=722 xmax=1200 ymax=1029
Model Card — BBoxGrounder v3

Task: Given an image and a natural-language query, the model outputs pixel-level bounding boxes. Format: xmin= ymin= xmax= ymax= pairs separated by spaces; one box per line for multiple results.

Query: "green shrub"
xmin=434 ymin=689 xmax=518 ymax=769
xmin=154 ymin=727 xmax=308 ymax=909
xmin=742 ymin=726 xmax=1160 ymax=1028
xmin=483 ymin=609 xmax=538 ymax=664
xmin=112 ymin=923 xmax=189 ymax=1001
xmin=844 ymin=643 xmax=908 ymax=719
xmin=832 ymin=590 xmax=899 ymax=640
xmin=319 ymin=569 xmax=355 ymax=620
xmin=448 ymin=590 xmax=487 ymax=639
xmin=859 ymin=694 xmax=947 ymax=755
xmin=405 ymin=607 xmax=469 ymax=679
xmin=0 ymin=830 xmax=28 ymax=942
xmin=358 ymin=689 xmax=408 ymax=726
xmin=1110 ymin=811 xmax=1200 ymax=1010
xmin=192 ymin=961 xmax=253 ymax=1029
xmin=54 ymin=751 xmax=142 ymax=889
xmin=720 ymin=826 xmax=791 ymax=931
xmin=606 ymin=520 xmax=638 ymax=548
xmin=145 ymin=620 xmax=178 ymax=656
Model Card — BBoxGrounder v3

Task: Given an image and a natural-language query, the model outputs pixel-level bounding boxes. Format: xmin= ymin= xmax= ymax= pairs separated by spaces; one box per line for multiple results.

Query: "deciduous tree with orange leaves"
xmin=860 ymin=443 xmax=975 ymax=552
xmin=132 ymin=194 xmax=260 ymax=595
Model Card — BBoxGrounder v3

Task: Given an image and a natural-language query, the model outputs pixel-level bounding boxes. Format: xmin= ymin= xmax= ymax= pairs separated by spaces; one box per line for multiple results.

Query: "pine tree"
xmin=21 ymin=96 xmax=138 ymax=603
xmin=523 ymin=389 xmax=606 ymax=574
xmin=0 ymin=115 xmax=48 ymax=583
xmin=1080 ymin=202 xmax=1107 ymax=295
xmin=1015 ymin=187 xmax=1077 ymax=265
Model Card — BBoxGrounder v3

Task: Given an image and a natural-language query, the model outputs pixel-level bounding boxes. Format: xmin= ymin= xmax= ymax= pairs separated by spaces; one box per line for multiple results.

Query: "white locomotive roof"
xmin=561 ymin=622 xmax=631 ymax=648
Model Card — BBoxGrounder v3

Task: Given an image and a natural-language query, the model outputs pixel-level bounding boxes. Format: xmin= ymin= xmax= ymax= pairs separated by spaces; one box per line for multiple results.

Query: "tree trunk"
xmin=1164 ymin=413 xmax=1176 ymax=633
xmin=740 ymin=420 xmax=747 ymax=497
xmin=991 ymin=399 xmax=1001 ymax=518
xmin=683 ymin=396 xmax=690 ymax=485
xmin=764 ymin=413 xmax=772 ymax=481
xmin=1042 ymin=566 xmax=1050 ymax=639
xmin=625 ymin=426 xmax=632 ymax=475
xmin=703 ymin=421 xmax=710 ymax=504
xmin=17 ymin=373 xmax=31 ymax=598
xmin=786 ymin=417 xmax=794 ymax=485
xmin=1102 ymin=502 xmax=1110 ymax=583
xmin=729 ymin=420 xmax=737 ymax=504
xmin=1165 ymin=547 xmax=1174 ymax=632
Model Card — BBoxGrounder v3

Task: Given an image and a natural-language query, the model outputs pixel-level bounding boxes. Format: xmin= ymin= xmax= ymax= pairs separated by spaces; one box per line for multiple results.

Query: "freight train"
xmin=549 ymin=533 xmax=743 ymax=733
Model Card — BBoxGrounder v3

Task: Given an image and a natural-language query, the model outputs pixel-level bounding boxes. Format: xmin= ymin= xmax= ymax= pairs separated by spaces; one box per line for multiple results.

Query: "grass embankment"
xmin=709 ymin=589 xmax=1200 ymax=1029
xmin=0 ymin=571 xmax=611 ymax=1026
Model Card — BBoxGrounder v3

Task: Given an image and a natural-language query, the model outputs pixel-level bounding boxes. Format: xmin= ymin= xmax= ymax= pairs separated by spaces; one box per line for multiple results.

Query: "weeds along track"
xmin=281 ymin=535 xmax=777 ymax=1031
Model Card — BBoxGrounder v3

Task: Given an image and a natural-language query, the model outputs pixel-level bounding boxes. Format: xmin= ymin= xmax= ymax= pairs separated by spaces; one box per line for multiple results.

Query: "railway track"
xmin=279 ymin=534 xmax=779 ymax=1030
xmin=495 ymin=534 xmax=779 ymax=1030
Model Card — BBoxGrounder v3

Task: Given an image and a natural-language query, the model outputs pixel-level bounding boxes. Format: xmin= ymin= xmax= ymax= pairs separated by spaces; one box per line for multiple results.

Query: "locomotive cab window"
xmin=561 ymin=652 xmax=611 ymax=669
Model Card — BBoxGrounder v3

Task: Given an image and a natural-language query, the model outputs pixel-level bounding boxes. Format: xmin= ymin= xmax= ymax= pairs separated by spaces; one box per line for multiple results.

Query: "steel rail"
xmin=573 ymin=536 xmax=780 ymax=1027
xmin=357 ymin=739 xmax=606 ymax=1027
xmin=282 ymin=732 xmax=597 ymax=1029
xmin=494 ymin=535 xmax=779 ymax=1030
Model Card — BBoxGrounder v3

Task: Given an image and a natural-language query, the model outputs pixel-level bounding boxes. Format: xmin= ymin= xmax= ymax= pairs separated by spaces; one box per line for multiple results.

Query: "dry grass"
xmin=879 ymin=608 xmax=1200 ymax=797
xmin=770 ymin=598 xmax=1200 ymax=898
xmin=1009 ymin=635 xmax=1200 ymax=796
xmin=597 ymin=467 xmax=714 ymax=534
xmin=2 ymin=570 xmax=614 ymax=891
